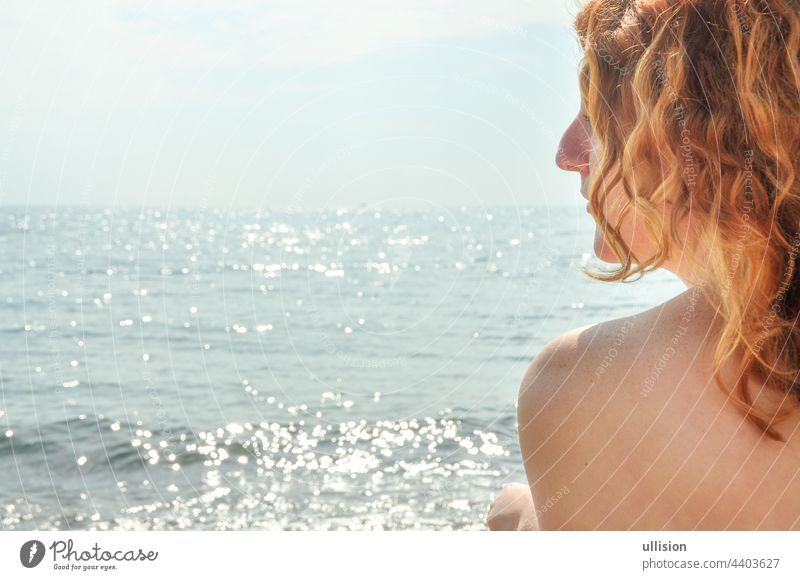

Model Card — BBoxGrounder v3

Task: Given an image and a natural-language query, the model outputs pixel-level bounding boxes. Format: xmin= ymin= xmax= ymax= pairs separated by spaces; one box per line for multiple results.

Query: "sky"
xmin=0 ymin=0 xmax=588 ymax=210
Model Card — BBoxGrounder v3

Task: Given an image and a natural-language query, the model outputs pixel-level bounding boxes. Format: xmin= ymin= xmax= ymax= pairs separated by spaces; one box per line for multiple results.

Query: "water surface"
xmin=0 ymin=205 xmax=683 ymax=530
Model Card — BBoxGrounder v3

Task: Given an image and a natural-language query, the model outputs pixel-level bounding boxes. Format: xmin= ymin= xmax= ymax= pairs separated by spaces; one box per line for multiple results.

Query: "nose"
xmin=555 ymin=115 xmax=590 ymax=174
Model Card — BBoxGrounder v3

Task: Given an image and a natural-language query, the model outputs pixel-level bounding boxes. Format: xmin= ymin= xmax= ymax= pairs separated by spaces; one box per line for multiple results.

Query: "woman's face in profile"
xmin=556 ymin=98 xmax=660 ymax=267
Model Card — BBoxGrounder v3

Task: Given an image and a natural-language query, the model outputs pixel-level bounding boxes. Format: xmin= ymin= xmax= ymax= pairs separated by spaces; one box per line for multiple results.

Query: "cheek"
xmin=593 ymin=187 xmax=656 ymax=262
xmin=618 ymin=202 xmax=665 ymax=263
xmin=620 ymin=209 xmax=649 ymax=256
xmin=588 ymin=135 xmax=600 ymax=167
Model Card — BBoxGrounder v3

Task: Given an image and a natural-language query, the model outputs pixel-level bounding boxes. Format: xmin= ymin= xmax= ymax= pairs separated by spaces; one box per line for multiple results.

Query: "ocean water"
xmin=0 ymin=205 xmax=684 ymax=530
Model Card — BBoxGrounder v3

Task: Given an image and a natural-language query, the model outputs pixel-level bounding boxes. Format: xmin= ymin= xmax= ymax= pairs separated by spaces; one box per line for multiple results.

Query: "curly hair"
xmin=574 ymin=0 xmax=800 ymax=441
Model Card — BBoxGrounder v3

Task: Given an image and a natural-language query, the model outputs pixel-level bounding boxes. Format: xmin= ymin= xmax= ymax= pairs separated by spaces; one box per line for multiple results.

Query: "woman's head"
xmin=565 ymin=0 xmax=800 ymax=441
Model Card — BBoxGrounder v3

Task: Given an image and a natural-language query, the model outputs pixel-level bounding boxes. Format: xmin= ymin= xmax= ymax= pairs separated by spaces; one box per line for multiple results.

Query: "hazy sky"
xmin=0 ymin=0 xmax=587 ymax=209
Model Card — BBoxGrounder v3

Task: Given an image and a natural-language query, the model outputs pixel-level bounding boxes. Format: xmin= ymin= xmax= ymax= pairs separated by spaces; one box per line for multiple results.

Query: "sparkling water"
xmin=0 ymin=205 xmax=682 ymax=530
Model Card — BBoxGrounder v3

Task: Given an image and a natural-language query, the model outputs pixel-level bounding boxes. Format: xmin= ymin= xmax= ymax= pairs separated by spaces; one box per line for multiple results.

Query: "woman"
xmin=488 ymin=0 xmax=800 ymax=530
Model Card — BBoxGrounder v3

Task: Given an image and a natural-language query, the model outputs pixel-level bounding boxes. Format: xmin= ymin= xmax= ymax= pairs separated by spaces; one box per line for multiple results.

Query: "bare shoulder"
xmin=517 ymin=293 xmax=674 ymax=415
xmin=518 ymin=287 xmax=712 ymax=408
xmin=517 ymin=288 xmax=725 ymax=530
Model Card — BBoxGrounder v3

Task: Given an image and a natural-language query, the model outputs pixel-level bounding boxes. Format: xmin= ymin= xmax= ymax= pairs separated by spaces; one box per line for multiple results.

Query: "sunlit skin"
xmin=486 ymin=95 xmax=800 ymax=532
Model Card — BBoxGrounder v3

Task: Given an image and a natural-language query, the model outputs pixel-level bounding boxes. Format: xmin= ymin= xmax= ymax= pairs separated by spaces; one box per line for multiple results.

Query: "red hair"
xmin=575 ymin=0 xmax=800 ymax=441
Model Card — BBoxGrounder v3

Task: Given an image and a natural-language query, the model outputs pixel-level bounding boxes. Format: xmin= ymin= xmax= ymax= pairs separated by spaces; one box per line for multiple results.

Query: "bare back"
xmin=520 ymin=288 xmax=800 ymax=530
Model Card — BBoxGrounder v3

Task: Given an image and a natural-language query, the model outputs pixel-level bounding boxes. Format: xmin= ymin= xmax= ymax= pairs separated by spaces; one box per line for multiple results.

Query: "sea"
xmin=0 ymin=205 xmax=684 ymax=530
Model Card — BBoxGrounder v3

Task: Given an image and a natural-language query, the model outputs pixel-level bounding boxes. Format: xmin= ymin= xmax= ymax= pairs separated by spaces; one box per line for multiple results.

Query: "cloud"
xmin=2 ymin=0 xmax=572 ymax=77
xmin=0 ymin=0 xmax=576 ymax=118
xmin=133 ymin=0 xmax=573 ymax=68
xmin=0 ymin=0 xmax=578 ymax=208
